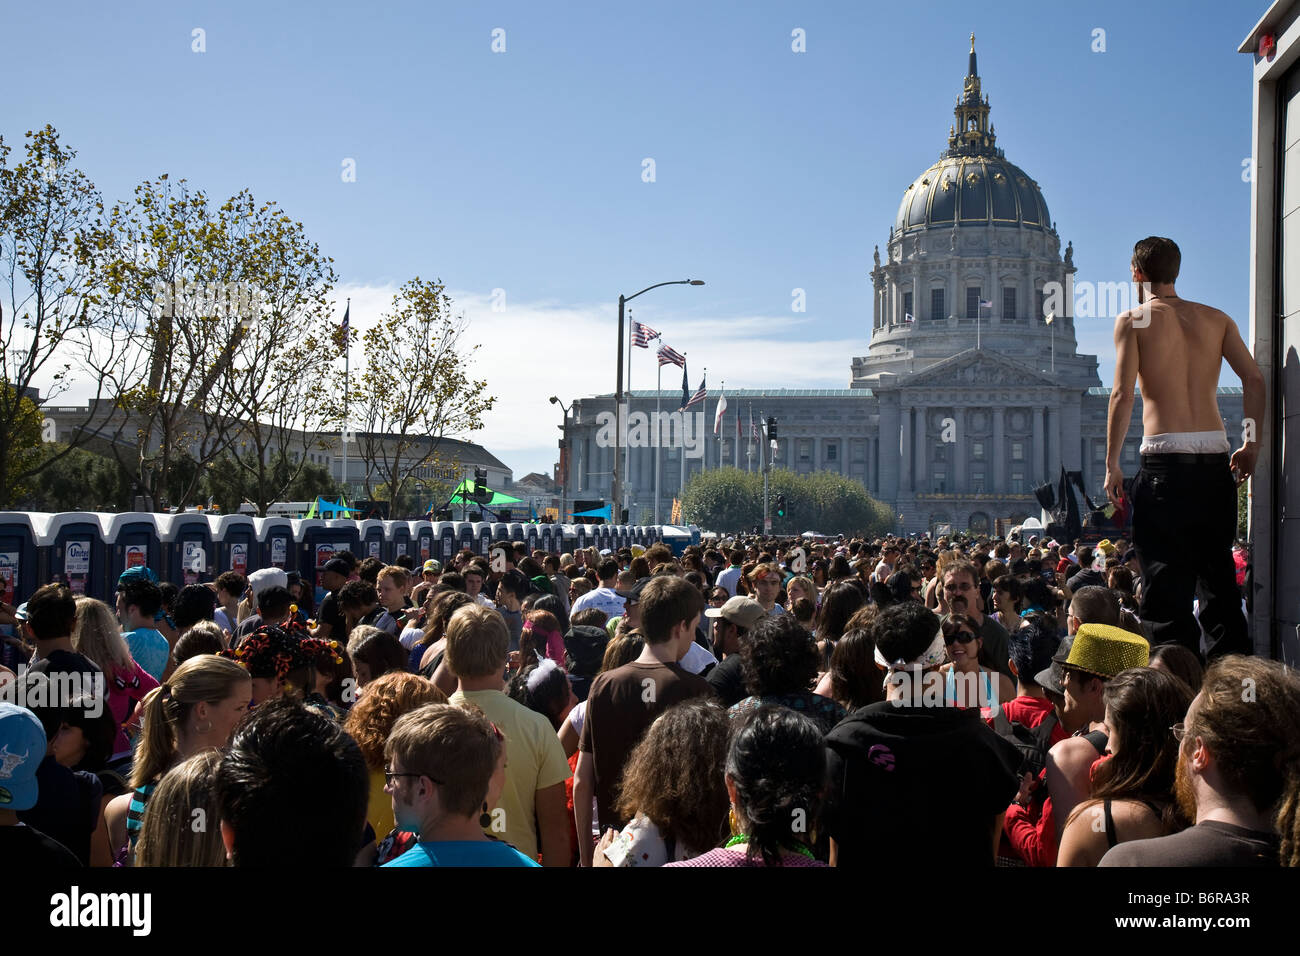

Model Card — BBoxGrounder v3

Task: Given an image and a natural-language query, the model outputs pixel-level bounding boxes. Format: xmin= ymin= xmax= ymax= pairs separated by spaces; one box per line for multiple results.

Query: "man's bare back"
xmin=1106 ymin=289 xmax=1264 ymax=505
xmin=1126 ymin=298 xmax=1239 ymax=435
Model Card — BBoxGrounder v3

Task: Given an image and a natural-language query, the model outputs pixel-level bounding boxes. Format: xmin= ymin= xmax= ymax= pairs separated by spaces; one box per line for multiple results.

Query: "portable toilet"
xmin=97 ymin=512 xmax=159 ymax=597
xmin=539 ymin=524 xmax=553 ymax=554
xmin=574 ymin=524 xmax=589 ymax=553
xmin=409 ymin=521 xmax=434 ymax=564
xmin=358 ymin=519 xmax=386 ymax=564
xmin=455 ymin=521 xmax=475 ymax=555
xmin=473 ymin=521 xmax=493 ymax=558
xmin=490 ymin=522 xmax=510 ymax=545
xmin=386 ymin=521 xmax=412 ymax=563
xmin=254 ymin=517 xmax=295 ymax=572
xmin=0 ymin=512 xmax=42 ymax=610
xmin=596 ymin=525 xmax=612 ymax=553
xmin=434 ymin=521 xmax=457 ymax=563
xmin=324 ymin=519 xmax=361 ymax=566
xmin=209 ymin=514 xmax=257 ymax=579
xmin=156 ymin=512 xmax=215 ymax=589
xmin=294 ymin=519 xmax=354 ymax=607
xmin=617 ymin=525 xmax=630 ymax=551
xmin=524 ymin=524 xmax=539 ymax=554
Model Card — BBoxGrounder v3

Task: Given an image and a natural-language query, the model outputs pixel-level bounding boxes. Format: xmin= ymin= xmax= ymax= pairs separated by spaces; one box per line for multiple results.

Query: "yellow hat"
xmin=1067 ymin=623 xmax=1149 ymax=679
xmin=630 ymin=544 xmax=646 ymax=557
xmin=1096 ymin=538 xmax=1116 ymax=556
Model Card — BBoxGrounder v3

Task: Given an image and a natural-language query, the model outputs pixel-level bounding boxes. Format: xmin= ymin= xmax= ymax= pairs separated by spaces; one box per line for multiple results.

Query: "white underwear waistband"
xmin=1139 ymin=431 xmax=1231 ymax=454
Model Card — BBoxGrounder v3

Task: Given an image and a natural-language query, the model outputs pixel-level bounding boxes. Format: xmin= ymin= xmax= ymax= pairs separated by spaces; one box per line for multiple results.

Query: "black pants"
xmin=1131 ymin=453 xmax=1249 ymax=660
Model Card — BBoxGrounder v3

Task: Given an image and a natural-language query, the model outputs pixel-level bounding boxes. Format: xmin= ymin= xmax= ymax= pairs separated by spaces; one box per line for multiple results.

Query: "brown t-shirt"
xmin=579 ymin=659 xmax=714 ymax=831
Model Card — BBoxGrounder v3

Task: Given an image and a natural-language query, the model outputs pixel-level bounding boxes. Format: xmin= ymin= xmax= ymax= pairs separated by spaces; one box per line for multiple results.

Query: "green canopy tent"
xmin=448 ymin=479 xmax=523 ymax=508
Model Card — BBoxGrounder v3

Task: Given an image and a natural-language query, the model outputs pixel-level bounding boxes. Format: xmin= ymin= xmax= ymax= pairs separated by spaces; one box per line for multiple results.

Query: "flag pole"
xmin=342 ymin=297 xmax=350 ymax=499
xmin=654 ymin=355 xmax=662 ymax=526
xmin=625 ymin=310 xmax=632 ymax=525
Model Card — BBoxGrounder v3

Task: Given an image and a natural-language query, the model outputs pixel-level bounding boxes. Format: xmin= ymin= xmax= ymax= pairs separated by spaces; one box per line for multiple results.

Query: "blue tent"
xmin=570 ymin=504 xmax=612 ymax=520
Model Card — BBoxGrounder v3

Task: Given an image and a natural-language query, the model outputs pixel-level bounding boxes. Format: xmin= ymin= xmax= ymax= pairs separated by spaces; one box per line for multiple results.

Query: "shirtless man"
xmin=1104 ymin=237 xmax=1264 ymax=659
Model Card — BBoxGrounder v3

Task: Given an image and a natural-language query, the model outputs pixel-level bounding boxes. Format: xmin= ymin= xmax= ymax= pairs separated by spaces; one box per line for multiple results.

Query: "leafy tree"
xmin=1237 ymin=481 xmax=1248 ymax=540
xmin=16 ymin=443 xmax=130 ymax=512
xmin=337 ymin=278 xmax=495 ymax=508
xmin=203 ymin=452 xmax=339 ymax=514
xmin=0 ymin=126 xmax=109 ymax=506
xmin=681 ymin=467 xmax=893 ymax=537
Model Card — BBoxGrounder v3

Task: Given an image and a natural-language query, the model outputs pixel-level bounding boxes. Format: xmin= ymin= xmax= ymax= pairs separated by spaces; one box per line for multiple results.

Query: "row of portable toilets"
xmin=0 ymin=512 xmax=697 ymax=607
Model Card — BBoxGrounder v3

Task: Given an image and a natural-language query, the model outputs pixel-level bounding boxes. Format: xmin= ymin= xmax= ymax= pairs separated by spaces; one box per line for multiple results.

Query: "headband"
xmin=874 ymin=624 xmax=947 ymax=674
xmin=525 ymin=657 xmax=562 ymax=693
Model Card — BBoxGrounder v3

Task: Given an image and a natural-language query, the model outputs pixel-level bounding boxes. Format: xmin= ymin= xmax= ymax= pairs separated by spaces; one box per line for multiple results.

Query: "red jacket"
xmin=996 ymin=696 xmax=1068 ymax=867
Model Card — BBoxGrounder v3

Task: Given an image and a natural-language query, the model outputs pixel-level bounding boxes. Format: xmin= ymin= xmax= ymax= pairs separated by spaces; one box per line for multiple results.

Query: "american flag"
xmin=682 ymin=374 xmax=706 ymax=411
xmin=657 ymin=344 xmax=686 ymax=367
xmin=632 ymin=321 xmax=660 ymax=348
xmin=750 ymin=407 xmax=759 ymax=440
xmin=341 ymin=302 xmax=350 ymax=348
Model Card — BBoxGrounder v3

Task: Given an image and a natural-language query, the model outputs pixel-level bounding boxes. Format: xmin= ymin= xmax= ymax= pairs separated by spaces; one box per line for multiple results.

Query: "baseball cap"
xmin=0 ymin=703 xmax=46 ymax=811
xmin=322 ymin=558 xmax=351 ymax=576
xmin=423 ymin=559 xmax=442 ymax=574
xmin=1034 ymin=635 xmax=1074 ymax=697
xmin=13 ymin=602 xmax=27 ymax=622
xmin=248 ymin=567 xmax=288 ymax=601
xmin=704 ymin=596 xmax=766 ymax=631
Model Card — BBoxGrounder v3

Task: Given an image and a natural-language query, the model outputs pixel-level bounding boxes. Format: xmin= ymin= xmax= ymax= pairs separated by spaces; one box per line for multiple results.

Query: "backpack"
xmin=992 ymin=708 xmax=1059 ymax=780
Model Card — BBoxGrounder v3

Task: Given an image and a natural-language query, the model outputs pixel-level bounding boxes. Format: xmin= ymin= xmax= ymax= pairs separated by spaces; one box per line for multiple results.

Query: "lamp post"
xmin=613 ymin=279 xmax=705 ymax=523
xmin=549 ymin=396 xmax=570 ymax=523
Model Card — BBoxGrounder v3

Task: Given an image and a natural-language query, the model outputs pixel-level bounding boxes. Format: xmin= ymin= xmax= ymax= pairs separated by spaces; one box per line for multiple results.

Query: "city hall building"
xmin=561 ymin=39 xmax=1245 ymax=535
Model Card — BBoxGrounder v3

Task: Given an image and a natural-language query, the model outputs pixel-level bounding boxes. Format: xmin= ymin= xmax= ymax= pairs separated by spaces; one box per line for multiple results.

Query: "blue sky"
xmin=10 ymin=0 xmax=1263 ymax=480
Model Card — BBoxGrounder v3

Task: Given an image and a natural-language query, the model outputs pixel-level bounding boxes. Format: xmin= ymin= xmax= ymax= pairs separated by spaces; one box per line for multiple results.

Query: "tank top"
xmin=125 ymin=782 xmax=155 ymax=848
xmin=944 ymin=668 xmax=996 ymax=719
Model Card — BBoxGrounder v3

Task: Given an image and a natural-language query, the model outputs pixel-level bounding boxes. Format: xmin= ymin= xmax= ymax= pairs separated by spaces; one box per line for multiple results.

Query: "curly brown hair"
xmin=342 ymin=672 xmax=446 ymax=770
xmin=613 ymin=698 xmax=730 ymax=855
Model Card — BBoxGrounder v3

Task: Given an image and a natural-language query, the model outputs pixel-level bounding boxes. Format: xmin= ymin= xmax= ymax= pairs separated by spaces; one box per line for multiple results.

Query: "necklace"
xmin=724 ymin=834 xmax=815 ymax=859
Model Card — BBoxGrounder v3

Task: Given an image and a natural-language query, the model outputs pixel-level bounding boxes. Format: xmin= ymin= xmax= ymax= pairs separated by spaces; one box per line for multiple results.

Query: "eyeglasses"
xmin=945 ymin=631 xmax=978 ymax=644
xmin=1170 ymin=722 xmax=1188 ymax=743
xmin=384 ymin=767 xmax=442 ymax=786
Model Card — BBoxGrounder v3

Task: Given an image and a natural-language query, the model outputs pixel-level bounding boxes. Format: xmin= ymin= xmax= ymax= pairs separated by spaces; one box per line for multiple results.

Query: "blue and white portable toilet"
xmin=490 ymin=522 xmax=510 ymax=545
xmin=455 ymin=521 xmax=475 ymax=555
xmin=156 ymin=512 xmax=215 ymax=589
xmin=254 ymin=517 xmax=295 ymax=572
xmin=524 ymin=524 xmax=539 ymax=554
xmin=0 ymin=512 xmax=42 ymax=610
xmin=434 ymin=521 xmax=457 ymax=563
xmin=210 ymin=514 xmax=257 ymax=578
xmin=473 ymin=522 xmax=493 ymax=558
xmin=386 ymin=521 xmax=412 ymax=563
xmin=102 ymin=512 xmax=162 ymax=596
xmin=409 ymin=521 xmax=434 ymax=564
xmin=358 ymin=519 xmax=386 ymax=564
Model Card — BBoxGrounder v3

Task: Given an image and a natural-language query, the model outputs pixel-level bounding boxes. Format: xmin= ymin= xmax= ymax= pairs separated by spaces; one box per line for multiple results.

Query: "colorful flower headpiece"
xmin=222 ymin=619 xmax=343 ymax=681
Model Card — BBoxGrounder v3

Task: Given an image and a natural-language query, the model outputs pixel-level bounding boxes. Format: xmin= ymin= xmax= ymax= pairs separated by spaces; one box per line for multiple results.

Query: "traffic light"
xmin=775 ymin=493 xmax=787 ymax=518
xmin=474 ymin=467 xmax=488 ymax=502
xmin=767 ymin=417 xmax=777 ymax=441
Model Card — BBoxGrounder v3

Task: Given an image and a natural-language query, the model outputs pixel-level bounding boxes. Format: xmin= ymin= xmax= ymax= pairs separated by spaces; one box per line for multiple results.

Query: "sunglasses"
xmin=945 ymin=631 xmax=978 ymax=644
xmin=384 ymin=767 xmax=442 ymax=786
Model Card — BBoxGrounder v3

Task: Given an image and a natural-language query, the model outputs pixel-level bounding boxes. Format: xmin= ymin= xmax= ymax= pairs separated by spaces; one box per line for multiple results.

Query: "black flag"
xmin=680 ymin=362 xmax=689 ymax=411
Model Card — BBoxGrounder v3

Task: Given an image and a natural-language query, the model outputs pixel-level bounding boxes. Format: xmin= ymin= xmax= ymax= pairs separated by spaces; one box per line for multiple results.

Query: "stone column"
xmin=813 ymin=435 xmax=822 ymax=473
xmin=912 ymin=273 xmax=920 ymax=322
xmin=879 ymin=396 xmax=900 ymax=500
xmin=914 ymin=404 xmax=927 ymax=488
xmin=1047 ymin=405 xmax=1061 ymax=481
xmin=1032 ymin=406 xmax=1046 ymax=485
xmin=900 ymin=404 xmax=913 ymax=494
xmin=1063 ymin=392 xmax=1082 ymax=471
xmin=992 ymin=406 xmax=1005 ymax=491
xmin=954 ymin=406 xmax=966 ymax=494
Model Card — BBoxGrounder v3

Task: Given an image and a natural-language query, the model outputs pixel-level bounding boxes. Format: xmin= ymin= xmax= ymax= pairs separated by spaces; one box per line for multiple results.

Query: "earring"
xmin=479 ymin=802 xmax=491 ymax=829
xmin=195 ymin=720 xmax=213 ymax=735
xmin=728 ymin=806 xmax=739 ymax=835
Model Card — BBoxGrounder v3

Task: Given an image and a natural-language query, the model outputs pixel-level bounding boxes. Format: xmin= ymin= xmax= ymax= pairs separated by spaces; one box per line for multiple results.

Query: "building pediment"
xmin=896 ymin=349 xmax=1059 ymax=389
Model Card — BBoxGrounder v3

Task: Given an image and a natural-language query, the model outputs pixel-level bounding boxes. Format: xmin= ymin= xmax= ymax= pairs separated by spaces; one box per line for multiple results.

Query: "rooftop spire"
xmin=944 ymin=34 xmax=1000 ymax=158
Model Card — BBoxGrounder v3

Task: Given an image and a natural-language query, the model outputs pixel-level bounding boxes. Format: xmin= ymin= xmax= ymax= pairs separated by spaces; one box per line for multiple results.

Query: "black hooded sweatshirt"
xmin=824 ymin=700 xmax=1021 ymax=867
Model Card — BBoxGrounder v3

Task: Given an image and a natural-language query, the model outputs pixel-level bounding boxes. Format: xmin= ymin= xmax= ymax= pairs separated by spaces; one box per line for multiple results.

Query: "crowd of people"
xmin=0 ymin=530 xmax=1295 ymax=868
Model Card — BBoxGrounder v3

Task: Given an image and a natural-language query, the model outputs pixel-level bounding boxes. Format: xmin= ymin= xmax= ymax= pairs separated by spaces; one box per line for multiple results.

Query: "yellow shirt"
xmin=448 ymin=689 xmax=572 ymax=860
xmin=368 ymin=767 xmax=397 ymax=839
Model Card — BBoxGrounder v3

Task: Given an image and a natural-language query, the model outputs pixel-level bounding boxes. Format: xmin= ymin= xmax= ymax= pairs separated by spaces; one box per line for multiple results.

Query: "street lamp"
xmin=549 ymin=396 xmax=570 ymax=523
xmin=613 ymin=279 xmax=705 ymax=523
